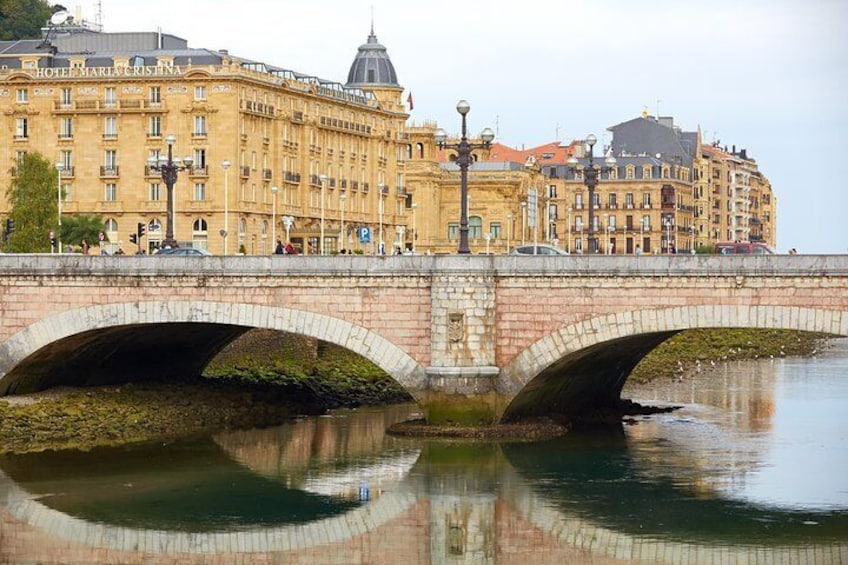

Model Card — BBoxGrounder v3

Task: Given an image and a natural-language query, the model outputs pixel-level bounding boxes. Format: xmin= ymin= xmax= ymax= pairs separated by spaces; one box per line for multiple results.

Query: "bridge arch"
xmin=498 ymin=304 xmax=848 ymax=422
xmin=0 ymin=300 xmax=427 ymax=398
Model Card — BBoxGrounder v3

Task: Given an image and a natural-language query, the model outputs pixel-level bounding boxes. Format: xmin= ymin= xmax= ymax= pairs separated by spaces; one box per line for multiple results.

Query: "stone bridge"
xmin=0 ymin=254 xmax=846 ymax=424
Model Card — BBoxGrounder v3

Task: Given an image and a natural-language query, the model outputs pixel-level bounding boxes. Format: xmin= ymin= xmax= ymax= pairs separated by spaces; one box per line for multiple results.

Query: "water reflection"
xmin=1 ymin=346 xmax=847 ymax=564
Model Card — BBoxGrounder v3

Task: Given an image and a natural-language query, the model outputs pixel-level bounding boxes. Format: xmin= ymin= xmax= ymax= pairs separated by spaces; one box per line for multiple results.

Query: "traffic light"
xmin=129 ymin=233 xmax=137 ymax=244
xmin=5 ymin=218 xmax=13 ymax=235
xmin=137 ymin=222 xmax=145 ymax=238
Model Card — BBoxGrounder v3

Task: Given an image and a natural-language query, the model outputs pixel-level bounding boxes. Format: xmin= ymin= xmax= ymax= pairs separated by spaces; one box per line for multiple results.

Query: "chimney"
xmin=732 ymin=144 xmax=736 ymax=154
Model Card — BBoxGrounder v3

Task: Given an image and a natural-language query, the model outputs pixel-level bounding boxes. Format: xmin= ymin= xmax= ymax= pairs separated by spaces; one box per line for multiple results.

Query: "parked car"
xmin=509 ymin=244 xmax=569 ymax=256
xmin=714 ymin=242 xmax=773 ymax=255
xmin=154 ymin=247 xmax=213 ymax=256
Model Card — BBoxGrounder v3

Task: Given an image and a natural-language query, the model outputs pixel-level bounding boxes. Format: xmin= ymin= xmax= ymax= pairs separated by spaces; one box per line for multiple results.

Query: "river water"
xmin=1 ymin=341 xmax=846 ymax=564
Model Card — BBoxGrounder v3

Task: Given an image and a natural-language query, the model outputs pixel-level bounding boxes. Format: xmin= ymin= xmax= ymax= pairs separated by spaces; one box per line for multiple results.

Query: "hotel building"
xmin=1 ymin=23 xmax=410 ymax=254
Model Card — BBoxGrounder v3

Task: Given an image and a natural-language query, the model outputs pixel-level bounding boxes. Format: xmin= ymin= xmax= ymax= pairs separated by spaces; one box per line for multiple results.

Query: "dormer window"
xmin=131 ymin=55 xmax=145 ymax=67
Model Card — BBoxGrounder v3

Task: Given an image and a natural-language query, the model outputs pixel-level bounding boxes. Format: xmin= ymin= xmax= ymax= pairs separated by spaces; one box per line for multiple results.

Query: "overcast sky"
xmin=86 ymin=0 xmax=847 ymax=253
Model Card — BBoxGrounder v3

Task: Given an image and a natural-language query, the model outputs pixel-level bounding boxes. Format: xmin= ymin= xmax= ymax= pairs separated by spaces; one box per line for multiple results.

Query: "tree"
xmin=0 ymin=0 xmax=53 ymax=41
xmin=60 ymin=214 xmax=109 ymax=251
xmin=5 ymin=152 xmax=57 ymax=252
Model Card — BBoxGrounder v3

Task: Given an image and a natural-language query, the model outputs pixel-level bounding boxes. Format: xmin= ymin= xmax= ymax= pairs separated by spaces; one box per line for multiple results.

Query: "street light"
xmin=566 ymin=207 xmax=572 ymax=253
xmin=271 ymin=185 xmax=278 ymax=253
xmin=318 ymin=174 xmax=327 ymax=255
xmin=520 ymin=202 xmax=527 ymax=245
xmin=340 ymin=192 xmax=346 ymax=252
xmin=484 ymin=232 xmax=492 ymax=255
xmin=506 ymin=212 xmax=512 ymax=252
xmin=147 ymin=134 xmax=193 ymax=249
xmin=221 ymin=160 xmax=231 ymax=255
xmin=434 ymin=100 xmax=495 ymax=254
xmin=664 ymin=216 xmax=674 ymax=253
xmin=604 ymin=213 xmax=612 ymax=254
xmin=378 ymin=186 xmax=385 ymax=255
xmin=568 ymin=134 xmax=616 ymax=253
xmin=55 ymin=162 xmax=63 ymax=253
xmin=411 ymin=202 xmax=418 ymax=253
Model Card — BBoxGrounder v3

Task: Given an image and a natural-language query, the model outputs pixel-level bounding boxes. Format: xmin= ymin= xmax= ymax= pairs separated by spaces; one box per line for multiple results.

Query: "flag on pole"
xmin=406 ymin=92 xmax=414 ymax=111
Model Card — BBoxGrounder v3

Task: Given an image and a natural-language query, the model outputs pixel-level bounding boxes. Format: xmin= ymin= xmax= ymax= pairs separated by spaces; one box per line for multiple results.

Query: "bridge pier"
xmin=420 ymin=367 xmax=501 ymax=425
xmin=423 ymin=274 xmax=501 ymax=425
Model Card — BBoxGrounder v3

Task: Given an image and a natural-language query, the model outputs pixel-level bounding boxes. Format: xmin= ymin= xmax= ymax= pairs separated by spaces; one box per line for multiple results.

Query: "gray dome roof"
xmin=345 ymin=29 xmax=399 ymax=88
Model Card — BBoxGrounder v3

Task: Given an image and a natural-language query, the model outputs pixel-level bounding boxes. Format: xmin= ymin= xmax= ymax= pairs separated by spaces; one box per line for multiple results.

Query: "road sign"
xmin=359 ymin=226 xmax=371 ymax=243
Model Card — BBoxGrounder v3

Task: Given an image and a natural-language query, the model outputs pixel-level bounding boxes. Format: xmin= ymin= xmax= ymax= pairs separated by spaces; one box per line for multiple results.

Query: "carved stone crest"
xmin=448 ymin=312 xmax=464 ymax=343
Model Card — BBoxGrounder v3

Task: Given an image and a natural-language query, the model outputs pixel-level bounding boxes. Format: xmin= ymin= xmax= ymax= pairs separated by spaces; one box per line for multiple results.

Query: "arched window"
xmin=406 ymin=144 xmax=412 ymax=159
xmin=416 ymin=142 xmax=424 ymax=159
xmin=192 ymin=218 xmax=208 ymax=250
xmin=238 ymin=218 xmax=247 ymax=253
xmin=104 ymin=218 xmax=118 ymax=233
xmin=469 ymin=216 xmax=483 ymax=239
xmin=148 ymin=219 xmax=162 ymax=240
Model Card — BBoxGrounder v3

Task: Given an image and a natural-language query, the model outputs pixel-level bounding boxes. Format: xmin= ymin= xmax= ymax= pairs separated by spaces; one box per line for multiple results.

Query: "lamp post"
xmin=148 ymin=134 xmax=192 ymax=249
xmin=411 ymin=202 xmax=418 ymax=253
xmin=340 ymin=192 xmax=346 ymax=252
xmin=271 ymin=185 xmax=278 ymax=253
xmin=55 ymin=162 xmax=63 ymax=253
xmin=434 ymin=100 xmax=494 ymax=254
xmin=521 ymin=202 xmax=527 ymax=245
xmin=566 ymin=207 xmax=572 ymax=253
xmin=506 ymin=212 xmax=512 ymax=252
xmin=568 ymin=134 xmax=616 ymax=253
xmin=378 ymin=187 xmax=385 ymax=255
xmin=664 ymin=217 xmax=673 ymax=253
xmin=318 ymin=174 xmax=327 ymax=255
xmin=221 ymin=160 xmax=231 ymax=255
xmin=605 ymin=214 xmax=612 ymax=254
xmin=484 ymin=232 xmax=491 ymax=255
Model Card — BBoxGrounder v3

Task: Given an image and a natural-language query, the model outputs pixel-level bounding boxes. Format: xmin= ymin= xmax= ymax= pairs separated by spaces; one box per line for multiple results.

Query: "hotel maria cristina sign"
xmin=30 ymin=65 xmax=186 ymax=80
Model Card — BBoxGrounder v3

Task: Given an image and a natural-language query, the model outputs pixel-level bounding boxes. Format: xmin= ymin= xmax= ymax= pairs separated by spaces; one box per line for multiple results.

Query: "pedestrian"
xmin=284 ymin=241 xmax=296 ymax=255
xmin=274 ymin=240 xmax=284 ymax=254
xmin=81 ymin=239 xmax=90 ymax=254
xmin=635 ymin=244 xmax=642 ymax=255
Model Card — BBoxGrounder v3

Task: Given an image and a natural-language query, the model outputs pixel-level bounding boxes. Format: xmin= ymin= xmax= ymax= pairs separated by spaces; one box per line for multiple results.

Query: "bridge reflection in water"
xmin=0 ymin=399 xmax=846 ymax=564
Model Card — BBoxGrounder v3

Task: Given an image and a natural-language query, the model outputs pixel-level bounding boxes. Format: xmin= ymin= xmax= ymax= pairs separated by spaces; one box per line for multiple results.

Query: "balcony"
xmin=52 ymin=99 xmax=167 ymax=113
xmin=102 ymin=133 xmax=118 ymax=141
xmin=190 ymin=166 xmax=208 ymax=177
xmin=240 ymin=166 xmax=250 ymax=178
xmin=380 ymin=184 xmax=390 ymax=196
xmin=263 ymin=168 xmax=272 ymax=180
xmin=100 ymin=166 xmax=119 ymax=177
xmin=362 ymin=182 xmax=370 ymax=193
xmin=59 ymin=166 xmax=75 ymax=177
xmin=283 ymin=171 xmax=301 ymax=184
xmin=291 ymin=110 xmax=304 ymax=123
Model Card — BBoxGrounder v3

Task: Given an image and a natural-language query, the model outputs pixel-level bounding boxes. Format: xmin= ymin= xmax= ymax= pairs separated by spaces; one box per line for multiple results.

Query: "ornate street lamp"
xmin=55 ymin=162 xmax=63 ymax=253
xmin=568 ymin=134 xmax=616 ymax=254
xmin=319 ymin=174 xmax=327 ymax=255
xmin=147 ymin=134 xmax=192 ymax=249
xmin=221 ymin=160 xmax=231 ymax=254
xmin=271 ymin=185 xmax=278 ymax=253
xmin=434 ymin=100 xmax=495 ymax=254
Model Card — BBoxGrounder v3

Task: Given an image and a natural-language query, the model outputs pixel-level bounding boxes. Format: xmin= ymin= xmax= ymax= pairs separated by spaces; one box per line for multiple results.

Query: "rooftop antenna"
xmin=370 ymin=5 xmax=374 ymax=35
xmin=555 ymin=122 xmax=560 ymax=141
xmin=495 ymin=114 xmax=500 ymax=137
xmin=656 ymin=99 xmax=661 ymax=118
xmin=96 ymin=0 xmax=103 ymax=31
